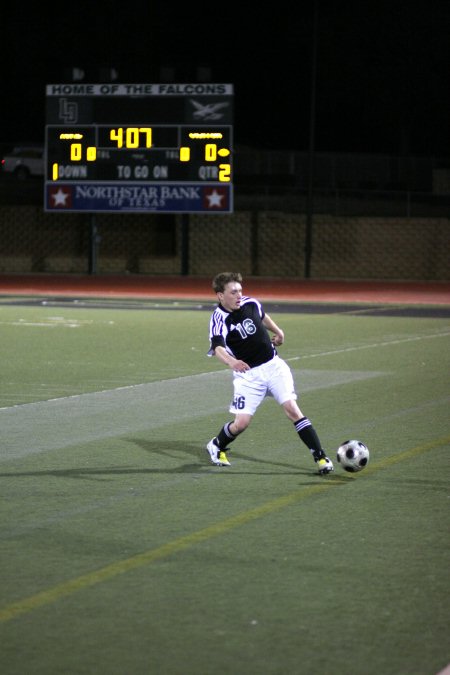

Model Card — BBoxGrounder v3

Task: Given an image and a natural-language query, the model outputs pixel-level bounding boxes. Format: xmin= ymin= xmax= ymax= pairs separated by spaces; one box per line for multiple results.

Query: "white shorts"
xmin=229 ymin=355 xmax=297 ymax=416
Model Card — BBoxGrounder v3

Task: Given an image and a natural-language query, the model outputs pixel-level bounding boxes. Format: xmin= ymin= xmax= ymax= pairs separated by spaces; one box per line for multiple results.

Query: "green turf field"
xmin=1 ymin=300 xmax=449 ymax=675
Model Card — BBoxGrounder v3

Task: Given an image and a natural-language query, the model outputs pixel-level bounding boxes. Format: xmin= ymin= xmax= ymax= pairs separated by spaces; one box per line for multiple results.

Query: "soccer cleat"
xmin=314 ymin=451 xmax=334 ymax=475
xmin=317 ymin=457 xmax=333 ymax=475
xmin=206 ymin=438 xmax=231 ymax=466
xmin=218 ymin=450 xmax=231 ymax=466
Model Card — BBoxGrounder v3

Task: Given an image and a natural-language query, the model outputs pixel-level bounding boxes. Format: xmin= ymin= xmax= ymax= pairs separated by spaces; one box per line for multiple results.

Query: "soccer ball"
xmin=336 ymin=440 xmax=370 ymax=473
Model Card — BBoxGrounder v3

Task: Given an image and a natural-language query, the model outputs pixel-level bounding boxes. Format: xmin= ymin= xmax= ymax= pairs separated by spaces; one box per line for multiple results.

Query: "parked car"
xmin=1 ymin=146 xmax=44 ymax=179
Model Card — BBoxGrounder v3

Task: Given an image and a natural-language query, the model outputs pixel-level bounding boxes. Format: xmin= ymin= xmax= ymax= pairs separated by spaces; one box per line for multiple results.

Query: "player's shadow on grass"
xmin=0 ymin=439 xmax=341 ymax=480
xmin=128 ymin=437 xmax=328 ymax=477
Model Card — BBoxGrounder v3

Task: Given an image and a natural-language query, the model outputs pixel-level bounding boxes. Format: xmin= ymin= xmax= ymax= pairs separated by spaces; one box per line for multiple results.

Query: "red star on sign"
xmin=48 ymin=186 xmax=72 ymax=208
xmin=203 ymin=187 xmax=228 ymax=210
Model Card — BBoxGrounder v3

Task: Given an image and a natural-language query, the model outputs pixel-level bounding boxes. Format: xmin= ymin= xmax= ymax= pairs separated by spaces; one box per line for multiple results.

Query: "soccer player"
xmin=206 ymin=272 xmax=334 ymax=475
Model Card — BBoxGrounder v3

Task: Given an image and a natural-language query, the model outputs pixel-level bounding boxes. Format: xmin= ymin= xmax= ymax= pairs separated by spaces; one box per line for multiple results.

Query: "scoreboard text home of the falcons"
xmin=45 ymin=83 xmax=233 ymax=213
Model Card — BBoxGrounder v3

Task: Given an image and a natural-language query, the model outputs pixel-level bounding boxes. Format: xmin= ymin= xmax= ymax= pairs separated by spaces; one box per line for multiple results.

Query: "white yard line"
xmin=1 ymin=368 xmax=384 ymax=461
xmin=1 ymin=330 xmax=448 ymax=462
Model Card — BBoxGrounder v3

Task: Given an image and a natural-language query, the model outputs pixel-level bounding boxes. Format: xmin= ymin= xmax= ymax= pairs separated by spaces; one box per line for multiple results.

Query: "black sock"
xmin=294 ymin=417 xmax=324 ymax=459
xmin=216 ymin=422 xmax=237 ymax=449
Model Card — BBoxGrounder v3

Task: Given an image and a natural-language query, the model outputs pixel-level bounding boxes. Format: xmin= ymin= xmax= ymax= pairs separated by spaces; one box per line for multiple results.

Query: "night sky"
xmin=2 ymin=0 xmax=449 ymax=156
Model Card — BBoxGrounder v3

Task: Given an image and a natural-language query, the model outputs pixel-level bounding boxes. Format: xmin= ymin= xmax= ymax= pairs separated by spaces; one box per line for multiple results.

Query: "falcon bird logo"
xmin=190 ymin=100 xmax=229 ymax=120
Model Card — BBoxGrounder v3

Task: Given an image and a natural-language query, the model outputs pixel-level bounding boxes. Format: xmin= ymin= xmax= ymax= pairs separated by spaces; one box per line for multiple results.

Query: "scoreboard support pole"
xmin=181 ymin=214 xmax=190 ymax=275
xmin=88 ymin=214 xmax=99 ymax=275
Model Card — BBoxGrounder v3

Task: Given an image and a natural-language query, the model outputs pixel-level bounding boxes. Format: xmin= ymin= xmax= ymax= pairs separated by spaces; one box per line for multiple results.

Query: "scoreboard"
xmin=44 ymin=83 xmax=233 ymax=213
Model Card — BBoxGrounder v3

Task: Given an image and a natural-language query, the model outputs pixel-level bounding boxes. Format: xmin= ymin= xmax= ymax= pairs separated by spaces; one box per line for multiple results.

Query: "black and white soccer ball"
xmin=336 ymin=440 xmax=370 ymax=473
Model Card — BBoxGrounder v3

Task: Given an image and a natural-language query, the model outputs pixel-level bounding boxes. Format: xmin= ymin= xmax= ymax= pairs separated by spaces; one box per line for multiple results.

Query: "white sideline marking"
xmin=1 ymin=329 xmax=448 ymax=412
xmin=1 ymin=330 xmax=448 ymax=461
xmin=287 ymin=329 xmax=450 ymax=361
xmin=0 ymin=369 xmax=384 ymax=461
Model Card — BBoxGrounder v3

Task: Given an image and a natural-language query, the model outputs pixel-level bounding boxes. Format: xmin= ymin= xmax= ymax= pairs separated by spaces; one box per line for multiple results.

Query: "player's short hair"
xmin=212 ymin=272 xmax=242 ymax=293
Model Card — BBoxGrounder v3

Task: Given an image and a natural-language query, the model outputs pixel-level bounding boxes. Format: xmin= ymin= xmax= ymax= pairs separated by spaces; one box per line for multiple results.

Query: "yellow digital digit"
xmin=70 ymin=143 xmax=82 ymax=161
xmin=86 ymin=147 xmax=97 ymax=161
xmin=205 ymin=144 xmax=217 ymax=161
xmin=139 ymin=127 xmax=152 ymax=148
xmin=52 ymin=163 xmax=59 ymax=181
xmin=219 ymin=164 xmax=231 ymax=183
xmin=179 ymin=147 xmax=190 ymax=162
xmin=126 ymin=128 xmax=139 ymax=148
xmin=110 ymin=128 xmax=123 ymax=148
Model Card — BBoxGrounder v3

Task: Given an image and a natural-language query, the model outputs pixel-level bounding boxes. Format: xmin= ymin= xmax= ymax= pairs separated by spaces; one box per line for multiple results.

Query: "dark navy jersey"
xmin=208 ymin=296 xmax=276 ymax=368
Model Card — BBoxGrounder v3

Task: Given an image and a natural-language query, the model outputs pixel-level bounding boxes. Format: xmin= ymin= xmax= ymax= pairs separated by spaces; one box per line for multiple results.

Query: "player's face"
xmin=218 ymin=281 xmax=243 ymax=312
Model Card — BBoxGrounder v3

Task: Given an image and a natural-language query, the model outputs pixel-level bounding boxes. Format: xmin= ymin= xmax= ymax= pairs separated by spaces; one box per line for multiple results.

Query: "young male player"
xmin=206 ymin=272 xmax=333 ymax=474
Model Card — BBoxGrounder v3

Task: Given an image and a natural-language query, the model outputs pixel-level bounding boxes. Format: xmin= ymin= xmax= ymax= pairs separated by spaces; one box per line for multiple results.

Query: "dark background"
xmin=1 ymin=0 xmax=449 ymax=156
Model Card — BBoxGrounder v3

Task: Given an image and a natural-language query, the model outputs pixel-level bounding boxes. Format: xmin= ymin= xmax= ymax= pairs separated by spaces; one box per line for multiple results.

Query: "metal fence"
xmin=235 ymin=186 xmax=450 ymax=218
xmin=0 ymin=148 xmax=449 ymax=280
xmin=1 ymin=203 xmax=449 ymax=280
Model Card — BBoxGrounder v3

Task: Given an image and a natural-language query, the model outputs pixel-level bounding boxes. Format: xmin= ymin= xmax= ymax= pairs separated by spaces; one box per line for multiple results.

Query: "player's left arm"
xmin=262 ymin=313 xmax=284 ymax=346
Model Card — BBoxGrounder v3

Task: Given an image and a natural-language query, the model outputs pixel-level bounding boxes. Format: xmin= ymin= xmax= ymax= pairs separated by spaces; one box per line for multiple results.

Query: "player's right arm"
xmin=213 ymin=345 xmax=250 ymax=372
xmin=209 ymin=307 xmax=250 ymax=372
